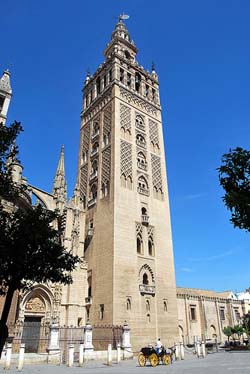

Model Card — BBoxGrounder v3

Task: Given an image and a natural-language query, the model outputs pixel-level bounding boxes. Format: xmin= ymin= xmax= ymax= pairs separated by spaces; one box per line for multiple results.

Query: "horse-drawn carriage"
xmin=138 ymin=346 xmax=172 ymax=367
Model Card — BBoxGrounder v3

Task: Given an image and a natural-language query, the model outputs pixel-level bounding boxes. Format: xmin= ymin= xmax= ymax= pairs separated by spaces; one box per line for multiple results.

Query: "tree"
xmin=223 ymin=326 xmax=232 ymax=342
xmin=218 ymin=147 xmax=250 ymax=232
xmin=231 ymin=325 xmax=244 ymax=341
xmin=242 ymin=312 xmax=250 ymax=339
xmin=0 ymin=122 xmax=80 ymax=355
xmin=0 ymin=121 xmax=23 ymax=199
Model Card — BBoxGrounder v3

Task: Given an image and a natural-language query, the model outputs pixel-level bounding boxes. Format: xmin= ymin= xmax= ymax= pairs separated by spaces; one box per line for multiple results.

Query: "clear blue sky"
xmin=2 ymin=0 xmax=250 ymax=292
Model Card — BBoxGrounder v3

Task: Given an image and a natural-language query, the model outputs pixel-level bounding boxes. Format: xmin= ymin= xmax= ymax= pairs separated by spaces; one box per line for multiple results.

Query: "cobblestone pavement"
xmin=0 ymin=352 xmax=250 ymax=373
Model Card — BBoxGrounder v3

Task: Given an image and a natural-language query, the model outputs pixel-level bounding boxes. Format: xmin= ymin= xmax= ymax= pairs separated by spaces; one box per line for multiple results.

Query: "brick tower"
xmin=78 ymin=17 xmax=178 ymax=348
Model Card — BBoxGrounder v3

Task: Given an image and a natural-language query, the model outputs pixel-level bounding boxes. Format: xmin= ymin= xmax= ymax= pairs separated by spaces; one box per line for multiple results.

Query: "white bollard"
xmin=68 ymin=344 xmax=74 ymax=367
xmin=196 ymin=341 xmax=201 ymax=358
xmin=5 ymin=343 xmax=12 ymax=370
xmin=180 ymin=341 xmax=184 ymax=360
xmin=18 ymin=343 xmax=25 ymax=371
xmin=79 ymin=342 xmax=84 ymax=367
xmin=117 ymin=343 xmax=121 ymax=364
xmin=201 ymin=341 xmax=206 ymax=358
xmin=174 ymin=343 xmax=179 ymax=360
xmin=107 ymin=343 xmax=112 ymax=366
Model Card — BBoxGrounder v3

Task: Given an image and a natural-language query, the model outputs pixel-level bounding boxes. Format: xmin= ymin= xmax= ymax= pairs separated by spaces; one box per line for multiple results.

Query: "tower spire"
xmin=0 ymin=69 xmax=12 ymax=124
xmin=52 ymin=145 xmax=67 ymax=211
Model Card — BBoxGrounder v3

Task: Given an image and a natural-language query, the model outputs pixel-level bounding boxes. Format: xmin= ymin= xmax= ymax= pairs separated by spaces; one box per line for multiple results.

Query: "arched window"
xmin=136 ymin=133 xmax=146 ymax=146
xmin=82 ymin=151 xmax=88 ymax=163
xmin=90 ymin=184 xmax=97 ymax=199
xmin=103 ymin=132 xmax=110 ymax=147
xmin=96 ymin=76 xmax=101 ymax=94
xmin=125 ymin=50 xmax=131 ymax=60
xmin=148 ymin=238 xmax=154 ymax=256
xmin=137 ymin=151 xmax=146 ymax=170
xmin=163 ymin=301 xmax=168 ymax=312
xmin=137 ymin=152 xmax=146 ymax=164
xmin=143 ymin=273 xmax=149 ymax=285
xmin=91 ymin=159 xmax=98 ymax=173
xmin=141 ymin=207 xmax=147 ymax=216
xmin=138 ymin=176 xmax=148 ymax=190
xmin=88 ymin=276 xmax=92 ymax=297
xmin=93 ymin=122 xmax=99 ymax=133
xmin=135 ymin=72 xmax=141 ymax=92
xmin=137 ymin=236 xmax=143 ymax=254
xmin=91 ymin=142 xmax=99 ymax=156
xmin=126 ymin=298 xmax=131 ymax=310
xmin=146 ymin=300 xmax=150 ymax=312
xmin=135 ymin=115 xmax=145 ymax=131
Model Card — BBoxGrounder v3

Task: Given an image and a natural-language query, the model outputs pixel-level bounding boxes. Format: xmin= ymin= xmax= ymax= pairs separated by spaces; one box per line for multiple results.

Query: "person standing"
xmin=155 ymin=338 xmax=162 ymax=354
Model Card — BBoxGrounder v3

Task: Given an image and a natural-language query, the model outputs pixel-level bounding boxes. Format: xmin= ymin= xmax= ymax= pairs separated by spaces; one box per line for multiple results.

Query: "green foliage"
xmin=218 ymin=147 xmax=250 ymax=232
xmin=0 ymin=121 xmax=23 ymax=199
xmin=231 ymin=325 xmax=244 ymax=338
xmin=223 ymin=326 xmax=233 ymax=341
xmin=0 ymin=204 xmax=79 ymax=295
xmin=242 ymin=313 xmax=250 ymax=338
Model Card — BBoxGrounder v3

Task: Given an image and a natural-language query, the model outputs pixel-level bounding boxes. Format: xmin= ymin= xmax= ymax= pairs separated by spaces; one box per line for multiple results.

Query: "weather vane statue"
xmin=118 ymin=13 xmax=130 ymax=22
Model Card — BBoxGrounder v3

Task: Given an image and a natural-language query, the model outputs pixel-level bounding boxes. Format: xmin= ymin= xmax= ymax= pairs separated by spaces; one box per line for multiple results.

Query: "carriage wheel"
xmin=149 ymin=353 xmax=159 ymax=367
xmin=138 ymin=353 xmax=146 ymax=367
xmin=163 ymin=354 xmax=171 ymax=365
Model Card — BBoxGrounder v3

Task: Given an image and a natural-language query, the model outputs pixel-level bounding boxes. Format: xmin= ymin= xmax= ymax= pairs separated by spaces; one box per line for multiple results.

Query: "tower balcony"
xmin=90 ymin=148 xmax=99 ymax=157
xmin=88 ymin=197 xmax=97 ymax=208
xmin=139 ymin=284 xmax=155 ymax=295
xmin=91 ymin=130 xmax=100 ymax=140
xmin=136 ymin=139 xmax=146 ymax=149
xmin=137 ymin=186 xmax=149 ymax=196
xmin=85 ymin=296 xmax=92 ymax=306
xmin=137 ymin=161 xmax=147 ymax=171
xmin=141 ymin=214 xmax=149 ymax=225
xmin=89 ymin=170 xmax=98 ymax=181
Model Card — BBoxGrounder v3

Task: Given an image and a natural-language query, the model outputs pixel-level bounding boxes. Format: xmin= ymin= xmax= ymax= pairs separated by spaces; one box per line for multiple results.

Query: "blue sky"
xmin=2 ymin=0 xmax=250 ymax=292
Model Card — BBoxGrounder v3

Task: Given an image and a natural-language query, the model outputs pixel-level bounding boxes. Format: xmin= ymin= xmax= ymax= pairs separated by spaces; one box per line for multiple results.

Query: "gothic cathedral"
xmin=0 ymin=18 xmax=179 ymax=350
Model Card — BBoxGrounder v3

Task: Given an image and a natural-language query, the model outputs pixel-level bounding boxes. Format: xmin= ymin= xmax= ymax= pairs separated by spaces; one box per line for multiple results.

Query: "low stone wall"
xmin=0 ymin=348 xmax=133 ymax=366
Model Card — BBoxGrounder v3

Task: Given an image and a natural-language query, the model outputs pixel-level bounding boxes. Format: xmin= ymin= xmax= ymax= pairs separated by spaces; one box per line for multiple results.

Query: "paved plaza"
xmin=0 ymin=352 xmax=250 ymax=374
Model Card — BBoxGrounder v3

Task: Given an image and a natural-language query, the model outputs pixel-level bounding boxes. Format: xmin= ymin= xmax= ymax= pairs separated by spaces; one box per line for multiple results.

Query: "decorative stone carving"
xmin=147 ymin=225 xmax=154 ymax=241
xmin=82 ymin=123 xmax=90 ymax=154
xmin=151 ymin=154 xmax=162 ymax=191
xmin=149 ymin=119 xmax=159 ymax=147
xmin=80 ymin=163 xmax=88 ymax=201
xmin=136 ymin=222 xmax=143 ymax=237
xmin=103 ymin=104 xmax=112 ymax=136
xmin=120 ymin=87 xmax=158 ymax=116
xmin=102 ymin=146 xmax=111 ymax=185
xmin=82 ymin=87 xmax=112 ymax=121
xmin=53 ymin=285 xmax=62 ymax=303
xmin=25 ymin=297 xmax=45 ymax=313
xmin=120 ymin=140 xmax=132 ymax=179
xmin=120 ymin=103 xmax=131 ymax=132
xmin=135 ymin=114 xmax=145 ymax=132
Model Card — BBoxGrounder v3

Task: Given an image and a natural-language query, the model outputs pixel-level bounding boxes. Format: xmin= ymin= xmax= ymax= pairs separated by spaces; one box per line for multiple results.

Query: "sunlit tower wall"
xmin=77 ymin=18 xmax=178 ymax=348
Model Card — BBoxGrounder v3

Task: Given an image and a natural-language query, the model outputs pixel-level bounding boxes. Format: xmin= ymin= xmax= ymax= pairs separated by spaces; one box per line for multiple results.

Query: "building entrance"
xmin=22 ymin=316 xmax=42 ymax=352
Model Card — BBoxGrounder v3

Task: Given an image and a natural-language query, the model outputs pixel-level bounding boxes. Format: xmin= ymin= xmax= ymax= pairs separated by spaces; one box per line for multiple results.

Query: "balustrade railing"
xmin=137 ymin=186 xmax=149 ymax=196
xmin=139 ymin=284 xmax=155 ymax=295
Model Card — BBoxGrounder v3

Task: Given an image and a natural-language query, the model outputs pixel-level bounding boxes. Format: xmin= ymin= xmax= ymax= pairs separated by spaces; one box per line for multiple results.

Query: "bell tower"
xmin=78 ymin=17 xmax=178 ymax=348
